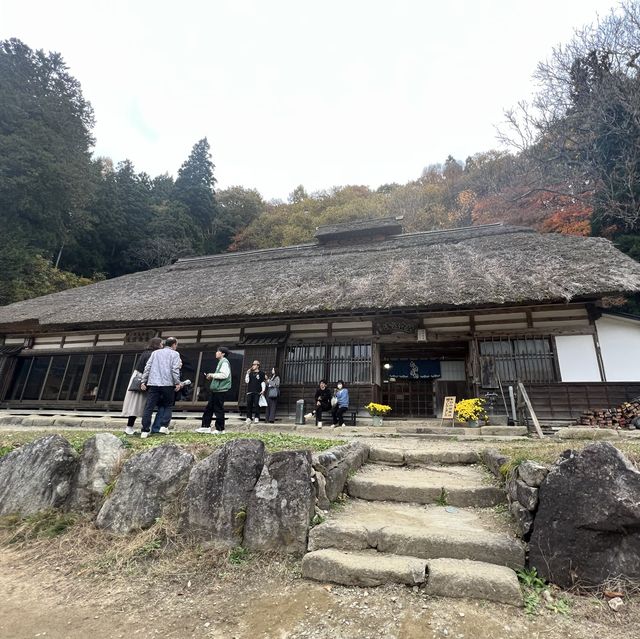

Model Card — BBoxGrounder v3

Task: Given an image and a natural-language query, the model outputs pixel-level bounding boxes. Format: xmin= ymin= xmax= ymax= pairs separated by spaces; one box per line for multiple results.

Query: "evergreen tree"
xmin=173 ymin=138 xmax=218 ymax=251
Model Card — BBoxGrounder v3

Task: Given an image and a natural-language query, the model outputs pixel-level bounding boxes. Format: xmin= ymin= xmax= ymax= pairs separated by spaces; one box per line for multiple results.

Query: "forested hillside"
xmin=1 ymin=1 xmax=639 ymax=307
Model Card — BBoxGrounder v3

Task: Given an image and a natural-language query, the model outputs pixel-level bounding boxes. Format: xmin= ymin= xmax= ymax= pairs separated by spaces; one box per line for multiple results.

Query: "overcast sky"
xmin=1 ymin=0 xmax=619 ymax=200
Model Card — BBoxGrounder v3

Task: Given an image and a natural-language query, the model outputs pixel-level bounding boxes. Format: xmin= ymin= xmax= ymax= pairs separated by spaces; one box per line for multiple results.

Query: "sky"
xmin=0 ymin=0 xmax=620 ymax=200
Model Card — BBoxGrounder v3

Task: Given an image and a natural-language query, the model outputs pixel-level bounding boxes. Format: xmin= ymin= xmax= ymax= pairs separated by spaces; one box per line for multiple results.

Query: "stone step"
xmin=368 ymin=446 xmax=481 ymax=466
xmin=301 ymin=550 xmax=523 ymax=606
xmin=425 ymin=557 xmax=523 ymax=607
xmin=309 ymin=501 xmax=524 ymax=569
xmin=347 ymin=464 xmax=505 ymax=508
xmin=301 ymin=548 xmax=427 ymax=587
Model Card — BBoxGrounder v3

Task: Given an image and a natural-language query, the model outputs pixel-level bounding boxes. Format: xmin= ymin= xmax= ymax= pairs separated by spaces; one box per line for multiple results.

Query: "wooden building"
xmin=1 ymin=220 xmax=640 ymax=421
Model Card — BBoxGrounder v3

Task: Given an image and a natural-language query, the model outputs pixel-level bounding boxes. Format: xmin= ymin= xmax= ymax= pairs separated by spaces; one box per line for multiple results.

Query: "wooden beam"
xmin=518 ymin=382 xmax=544 ymax=438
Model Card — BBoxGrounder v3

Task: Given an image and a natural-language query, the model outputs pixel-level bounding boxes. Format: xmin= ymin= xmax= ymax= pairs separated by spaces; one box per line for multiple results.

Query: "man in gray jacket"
xmin=140 ymin=337 xmax=181 ymax=438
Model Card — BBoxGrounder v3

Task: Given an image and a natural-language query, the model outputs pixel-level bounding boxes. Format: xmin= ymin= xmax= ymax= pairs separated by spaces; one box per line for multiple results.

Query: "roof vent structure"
xmin=314 ymin=216 xmax=404 ymax=245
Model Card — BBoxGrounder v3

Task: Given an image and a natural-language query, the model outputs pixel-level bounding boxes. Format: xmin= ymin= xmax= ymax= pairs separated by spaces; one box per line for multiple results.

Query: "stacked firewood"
xmin=575 ymin=399 xmax=640 ymax=429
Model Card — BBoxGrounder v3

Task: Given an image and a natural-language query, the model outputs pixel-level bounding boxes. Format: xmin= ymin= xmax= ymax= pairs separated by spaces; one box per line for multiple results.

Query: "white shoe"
xmin=159 ymin=426 xmax=169 ymax=434
xmin=245 ymin=418 xmax=252 ymax=425
xmin=340 ymin=423 xmax=346 ymax=428
xmin=195 ymin=427 xmax=209 ymax=433
xmin=211 ymin=429 xmax=224 ymax=435
xmin=317 ymin=422 xmax=323 ymax=429
xmin=141 ymin=430 xmax=150 ymax=439
xmin=124 ymin=426 xmax=135 ymax=436
xmin=253 ymin=417 xmax=259 ymax=423
xmin=330 ymin=424 xmax=337 ymax=429
xmin=305 ymin=413 xmax=314 ymax=419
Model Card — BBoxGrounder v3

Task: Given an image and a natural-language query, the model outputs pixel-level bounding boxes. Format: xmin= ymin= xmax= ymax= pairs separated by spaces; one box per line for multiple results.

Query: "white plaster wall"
xmin=596 ymin=315 xmax=640 ymax=381
xmin=555 ymin=335 xmax=601 ymax=382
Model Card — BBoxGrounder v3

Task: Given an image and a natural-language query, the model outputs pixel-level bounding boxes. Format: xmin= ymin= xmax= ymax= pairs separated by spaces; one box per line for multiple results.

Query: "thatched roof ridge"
xmin=1 ymin=225 xmax=640 ymax=331
xmin=315 ymin=216 xmax=403 ymax=242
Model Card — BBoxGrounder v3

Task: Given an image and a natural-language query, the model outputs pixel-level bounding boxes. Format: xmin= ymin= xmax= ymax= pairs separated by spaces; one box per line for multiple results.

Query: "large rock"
xmin=179 ymin=439 xmax=264 ymax=547
xmin=517 ymin=460 xmax=549 ymax=487
xmin=312 ymin=442 xmax=369 ymax=503
xmin=69 ymin=433 xmax=127 ymax=512
xmin=529 ymin=442 xmax=640 ymax=587
xmin=96 ymin=444 xmax=193 ymax=533
xmin=509 ymin=501 xmax=534 ymax=539
xmin=244 ymin=450 xmax=315 ymax=555
xmin=515 ymin=479 xmax=538 ymax=511
xmin=0 ymin=435 xmax=78 ymax=516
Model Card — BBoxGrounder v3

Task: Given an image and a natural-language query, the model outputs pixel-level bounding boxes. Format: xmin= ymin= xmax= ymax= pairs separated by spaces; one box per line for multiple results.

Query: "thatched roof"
xmin=1 ymin=224 xmax=640 ymax=331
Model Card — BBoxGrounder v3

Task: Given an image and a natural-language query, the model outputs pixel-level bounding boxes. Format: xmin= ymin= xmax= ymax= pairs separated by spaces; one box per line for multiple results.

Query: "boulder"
xmin=244 ymin=450 xmax=315 ymax=555
xmin=481 ymin=449 xmax=509 ymax=479
xmin=312 ymin=442 xmax=369 ymax=503
xmin=509 ymin=501 xmax=534 ymax=539
xmin=69 ymin=433 xmax=127 ymax=512
xmin=529 ymin=442 xmax=640 ymax=587
xmin=179 ymin=439 xmax=264 ymax=547
xmin=515 ymin=479 xmax=538 ymax=511
xmin=517 ymin=460 xmax=549 ymax=487
xmin=314 ymin=469 xmax=330 ymax=510
xmin=96 ymin=444 xmax=193 ymax=533
xmin=0 ymin=435 xmax=78 ymax=516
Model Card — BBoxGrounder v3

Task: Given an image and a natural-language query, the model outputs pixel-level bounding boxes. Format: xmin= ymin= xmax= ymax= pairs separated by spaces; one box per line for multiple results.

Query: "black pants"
xmin=202 ymin=392 xmax=226 ymax=431
xmin=314 ymin=402 xmax=331 ymax=424
xmin=266 ymin=397 xmax=278 ymax=422
xmin=142 ymin=386 xmax=175 ymax=432
xmin=332 ymin=405 xmax=348 ymax=426
xmin=246 ymin=392 xmax=261 ymax=420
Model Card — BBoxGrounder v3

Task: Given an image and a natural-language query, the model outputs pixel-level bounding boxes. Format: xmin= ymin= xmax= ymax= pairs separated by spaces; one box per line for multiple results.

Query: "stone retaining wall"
xmin=482 ymin=443 xmax=640 ymax=588
xmin=0 ymin=435 xmax=366 ymax=556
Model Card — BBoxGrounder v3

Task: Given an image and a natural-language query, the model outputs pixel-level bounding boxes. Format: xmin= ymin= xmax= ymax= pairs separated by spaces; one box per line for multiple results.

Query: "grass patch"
xmin=436 ymin=487 xmax=448 ymax=506
xmin=0 ymin=509 xmax=77 ymax=544
xmin=497 ymin=440 xmax=640 ymax=468
xmin=228 ymin=546 xmax=250 ymax=565
xmin=0 ymin=429 xmax=346 ymax=461
xmin=517 ymin=567 xmax=571 ymax=616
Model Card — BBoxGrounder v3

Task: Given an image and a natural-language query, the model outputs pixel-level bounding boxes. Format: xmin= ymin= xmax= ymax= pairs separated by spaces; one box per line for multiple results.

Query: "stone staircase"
xmin=302 ymin=446 xmax=524 ymax=606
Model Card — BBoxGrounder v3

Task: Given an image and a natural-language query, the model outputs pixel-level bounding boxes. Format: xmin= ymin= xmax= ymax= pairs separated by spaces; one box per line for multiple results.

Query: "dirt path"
xmin=1 ymin=544 xmax=638 ymax=639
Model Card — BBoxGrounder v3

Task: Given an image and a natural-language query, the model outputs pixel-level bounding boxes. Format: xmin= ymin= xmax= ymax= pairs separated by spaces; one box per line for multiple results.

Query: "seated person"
xmin=306 ymin=379 xmax=332 ymax=429
xmin=331 ymin=380 xmax=349 ymax=428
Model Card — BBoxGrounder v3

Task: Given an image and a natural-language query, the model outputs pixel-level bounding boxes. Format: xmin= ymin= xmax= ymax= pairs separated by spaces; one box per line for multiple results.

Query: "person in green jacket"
xmin=197 ymin=346 xmax=232 ymax=434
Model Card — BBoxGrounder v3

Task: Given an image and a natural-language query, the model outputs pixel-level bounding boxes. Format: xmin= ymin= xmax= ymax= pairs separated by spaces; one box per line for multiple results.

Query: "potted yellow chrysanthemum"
xmin=365 ymin=402 xmax=392 ymax=426
xmin=454 ymin=398 xmax=487 ymax=427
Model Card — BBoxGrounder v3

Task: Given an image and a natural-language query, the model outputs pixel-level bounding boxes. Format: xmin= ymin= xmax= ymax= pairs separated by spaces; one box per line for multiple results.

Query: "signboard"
xmin=441 ymin=395 xmax=456 ymax=427
xmin=442 ymin=396 xmax=456 ymax=419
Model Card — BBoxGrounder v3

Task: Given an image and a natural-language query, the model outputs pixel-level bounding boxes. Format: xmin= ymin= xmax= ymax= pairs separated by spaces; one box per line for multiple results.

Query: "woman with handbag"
xmin=121 ymin=337 xmax=163 ymax=435
xmin=265 ymin=367 xmax=281 ymax=423
xmin=331 ymin=380 xmax=350 ymax=428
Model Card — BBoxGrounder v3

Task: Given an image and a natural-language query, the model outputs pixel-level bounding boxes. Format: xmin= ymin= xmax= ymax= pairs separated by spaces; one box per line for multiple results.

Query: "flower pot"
xmin=372 ymin=415 xmax=384 ymax=427
xmin=467 ymin=419 xmax=479 ymax=428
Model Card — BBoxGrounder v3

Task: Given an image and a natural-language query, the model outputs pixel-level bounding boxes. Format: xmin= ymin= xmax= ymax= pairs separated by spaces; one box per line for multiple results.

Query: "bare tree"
xmin=499 ymin=1 xmax=640 ymax=232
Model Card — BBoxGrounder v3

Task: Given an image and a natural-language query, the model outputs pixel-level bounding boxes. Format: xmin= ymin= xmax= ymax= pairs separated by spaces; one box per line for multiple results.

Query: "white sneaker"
xmin=124 ymin=426 xmax=135 ymax=436
xmin=211 ymin=429 xmax=224 ymax=435
xmin=253 ymin=417 xmax=259 ymax=423
xmin=317 ymin=422 xmax=323 ymax=429
xmin=195 ymin=427 xmax=209 ymax=433
xmin=305 ymin=413 xmax=314 ymax=419
xmin=330 ymin=424 xmax=337 ymax=429
xmin=245 ymin=418 xmax=252 ymax=425
xmin=340 ymin=423 xmax=346 ymax=428
xmin=159 ymin=426 xmax=169 ymax=434
xmin=141 ymin=430 xmax=150 ymax=439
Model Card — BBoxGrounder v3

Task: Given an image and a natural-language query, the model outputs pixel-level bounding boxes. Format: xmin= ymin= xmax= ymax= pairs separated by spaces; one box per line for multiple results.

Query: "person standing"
xmin=331 ymin=380 xmax=350 ymax=428
xmin=264 ymin=366 xmax=281 ymax=423
xmin=121 ymin=337 xmax=163 ymax=435
xmin=245 ymin=360 xmax=266 ymax=424
xmin=139 ymin=337 xmax=181 ymax=439
xmin=198 ymin=346 xmax=232 ymax=434
xmin=306 ymin=379 xmax=332 ymax=429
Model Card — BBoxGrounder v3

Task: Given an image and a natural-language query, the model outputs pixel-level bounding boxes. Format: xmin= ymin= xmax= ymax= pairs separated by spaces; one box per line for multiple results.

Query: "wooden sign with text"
xmin=441 ymin=395 xmax=456 ymax=426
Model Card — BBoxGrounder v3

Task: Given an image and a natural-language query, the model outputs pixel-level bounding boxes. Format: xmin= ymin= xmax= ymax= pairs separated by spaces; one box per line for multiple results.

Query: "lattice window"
xmin=285 ymin=343 xmax=371 ymax=384
xmin=479 ymin=336 xmax=558 ymax=386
